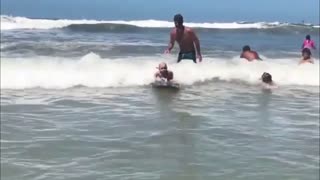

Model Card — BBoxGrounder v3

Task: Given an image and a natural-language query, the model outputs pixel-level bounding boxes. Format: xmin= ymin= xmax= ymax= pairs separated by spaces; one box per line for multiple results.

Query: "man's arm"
xmin=191 ymin=30 xmax=201 ymax=56
xmin=165 ymin=30 xmax=175 ymax=53
xmin=255 ymin=52 xmax=263 ymax=61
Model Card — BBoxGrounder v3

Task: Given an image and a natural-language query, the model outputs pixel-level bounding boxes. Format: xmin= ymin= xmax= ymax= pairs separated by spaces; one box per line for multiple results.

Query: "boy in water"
xmin=240 ymin=45 xmax=262 ymax=61
xmin=301 ymin=35 xmax=316 ymax=50
xmin=154 ymin=62 xmax=174 ymax=82
xmin=261 ymin=72 xmax=277 ymax=89
xmin=299 ymin=48 xmax=314 ymax=65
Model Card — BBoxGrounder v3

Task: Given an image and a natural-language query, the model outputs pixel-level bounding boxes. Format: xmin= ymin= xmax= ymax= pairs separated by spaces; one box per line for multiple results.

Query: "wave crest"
xmin=1 ymin=53 xmax=319 ymax=89
xmin=2 ymin=15 xmax=319 ymax=32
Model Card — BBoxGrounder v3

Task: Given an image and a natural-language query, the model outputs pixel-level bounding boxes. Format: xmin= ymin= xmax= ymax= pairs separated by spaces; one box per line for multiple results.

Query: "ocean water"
xmin=1 ymin=15 xmax=320 ymax=180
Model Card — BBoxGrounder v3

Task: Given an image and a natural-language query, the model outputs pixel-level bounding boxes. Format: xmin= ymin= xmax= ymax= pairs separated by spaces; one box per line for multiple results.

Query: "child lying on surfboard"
xmin=153 ymin=62 xmax=180 ymax=88
xmin=154 ymin=62 xmax=174 ymax=82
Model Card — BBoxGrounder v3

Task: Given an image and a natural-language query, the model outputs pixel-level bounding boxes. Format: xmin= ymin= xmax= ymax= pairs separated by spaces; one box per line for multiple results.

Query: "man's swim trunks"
xmin=177 ymin=51 xmax=196 ymax=63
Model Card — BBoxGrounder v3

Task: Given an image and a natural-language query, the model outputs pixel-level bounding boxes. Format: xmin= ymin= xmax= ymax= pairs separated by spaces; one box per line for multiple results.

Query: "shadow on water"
xmin=258 ymin=89 xmax=273 ymax=121
xmin=255 ymin=89 xmax=274 ymax=136
xmin=151 ymin=87 xmax=180 ymax=109
xmin=151 ymin=87 xmax=207 ymax=179
xmin=175 ymin=112 xmax=204 ymax=180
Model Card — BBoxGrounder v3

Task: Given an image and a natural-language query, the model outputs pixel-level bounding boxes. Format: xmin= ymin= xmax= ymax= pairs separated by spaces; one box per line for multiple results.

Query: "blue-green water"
xmin=1 ymin=15 xmax=319 ymax=180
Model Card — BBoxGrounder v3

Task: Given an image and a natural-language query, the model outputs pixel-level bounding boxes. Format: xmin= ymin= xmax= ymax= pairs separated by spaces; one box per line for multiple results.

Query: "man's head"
xmin=261 ymin=72 xmax=272 ymax=83
xmin=158 ymin=62 xmax=168 ymax=73
xmin=302 ymin=48 xmax=311 ymax=59
xmin=306 ymin=35 xmax=311 ymax=40
xmin=242 ymin=45 xmax=251 ymax=52
xmin=174 ymin=14 xmax=183 ymax=28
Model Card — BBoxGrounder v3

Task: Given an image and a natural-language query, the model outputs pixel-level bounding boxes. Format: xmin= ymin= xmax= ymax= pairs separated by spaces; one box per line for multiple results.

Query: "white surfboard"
xmin=151 ymin=80 xmax=180 ymax=89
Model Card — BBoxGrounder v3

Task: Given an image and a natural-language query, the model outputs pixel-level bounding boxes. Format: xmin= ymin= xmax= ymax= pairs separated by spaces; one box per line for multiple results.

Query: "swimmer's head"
xmin=302 ymin=48 xmax=311 ymax=59
xmin=306 ymin=35 xmax=311 ymax=40
xmin=242 ymin=45 xmax=251 ymax=52
xmin=158 ymin=62 xmax=168 ymax=72
xmin=174 ymin=14 xmax=183 ymax=27
xmin=261 ymin=72 xmax=272 ymax=83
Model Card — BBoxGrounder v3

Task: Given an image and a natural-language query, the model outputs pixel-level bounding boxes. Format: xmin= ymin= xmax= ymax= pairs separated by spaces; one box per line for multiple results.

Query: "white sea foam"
xmin=1 ymin=53 xmax=319 ymax=89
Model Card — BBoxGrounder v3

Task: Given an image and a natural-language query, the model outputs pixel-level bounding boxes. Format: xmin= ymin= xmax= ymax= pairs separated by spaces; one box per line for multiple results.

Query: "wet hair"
xmin=261 ymin=72 xmax=272 ymax=83
xmin=174 ymin=14 xmax=183 ymax=25
xmin=302 ymin=48 xmax=311 ymax=56
xmin=306 ymin=35 xmax=311 ymax=40
xmin=158 ymin=62 xmax=168 ymax=70
xmin=242 ymin=45 xmax=251 ymax=52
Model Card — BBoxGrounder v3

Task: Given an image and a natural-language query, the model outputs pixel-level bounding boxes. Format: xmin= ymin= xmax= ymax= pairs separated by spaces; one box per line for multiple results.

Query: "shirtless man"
xmin=240 ymin=45 xmax=262 ymax=61
xmin=154 ymin=62 xmax=174 ymax=82
xmin=164 ymin=14 xmax=202 ymax=63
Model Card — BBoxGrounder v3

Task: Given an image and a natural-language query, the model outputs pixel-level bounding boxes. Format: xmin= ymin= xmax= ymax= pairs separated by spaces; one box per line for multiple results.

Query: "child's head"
xmin=158 ymin=62 xmax=168 ymax=73
xmin=306 ymin=35 xmax=311 ymax=40
xmin=302 ymin=48 xmax=311 ymax=59
xmin=261 ymin=72 xmax=272 ymax=83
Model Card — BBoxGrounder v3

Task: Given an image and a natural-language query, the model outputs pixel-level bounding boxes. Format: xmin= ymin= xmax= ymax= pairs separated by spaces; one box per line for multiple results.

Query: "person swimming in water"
xmin=301 ymin=35 xmax=316 ymax=50
xmin=164 ymin=14 xmax=202 ymax=63
xmin=261 ymin=72 xmax=274 ymax=85
xmin=240 ymin=45 xmax=262 ymax=61
xmin=261 ymin=72 xmax=277 ymax=89
xmin=154 ymin=62 xmax=174 ymax=82
xmin=299 ymin=48 xmax=314 ymax=65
